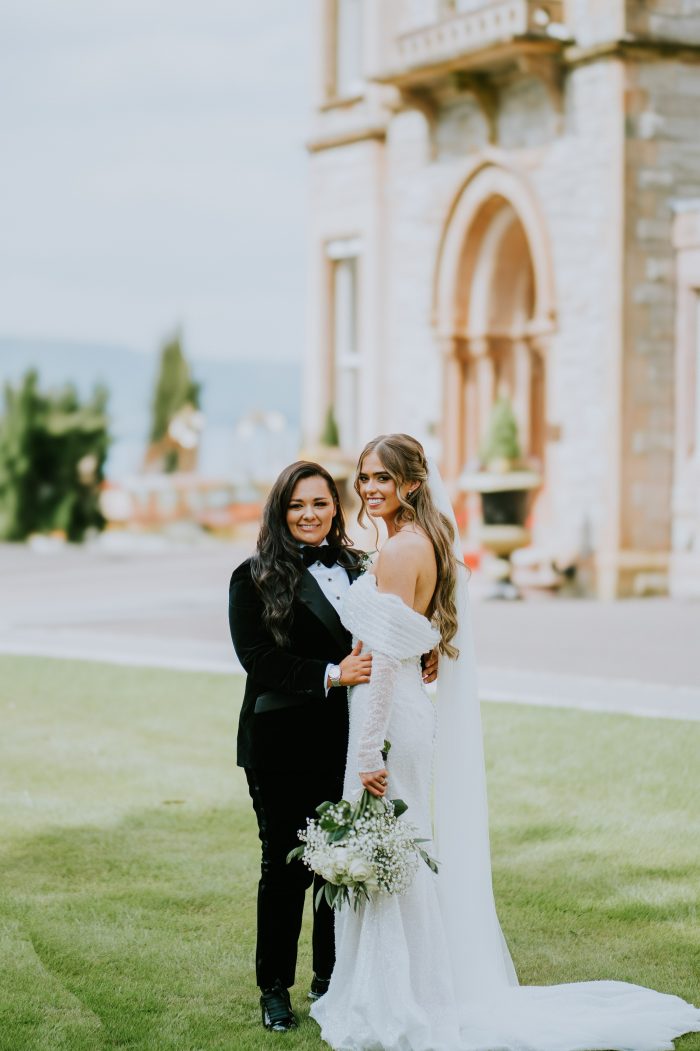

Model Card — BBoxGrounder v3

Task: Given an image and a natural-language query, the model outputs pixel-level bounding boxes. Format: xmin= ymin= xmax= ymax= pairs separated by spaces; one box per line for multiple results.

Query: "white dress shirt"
xmin=303 ymin=541 xmax=352 ymax=692
xmin=306 ymin=556 xmax=351 ymax=614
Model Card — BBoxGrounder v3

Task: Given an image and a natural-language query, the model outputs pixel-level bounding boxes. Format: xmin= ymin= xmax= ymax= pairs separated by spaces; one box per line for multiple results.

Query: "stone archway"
xmin=433 ymin=157 xmax=556 ymax=483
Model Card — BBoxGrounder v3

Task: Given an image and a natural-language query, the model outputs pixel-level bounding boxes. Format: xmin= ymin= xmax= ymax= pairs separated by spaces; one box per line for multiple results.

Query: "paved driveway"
xmin=1 ymin=540 xmax=698 ymax=719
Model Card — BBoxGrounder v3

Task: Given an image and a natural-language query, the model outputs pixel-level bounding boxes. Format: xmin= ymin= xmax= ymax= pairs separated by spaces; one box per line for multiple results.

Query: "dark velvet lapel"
xmin=297 ymin=569 xmax=352 ymax=653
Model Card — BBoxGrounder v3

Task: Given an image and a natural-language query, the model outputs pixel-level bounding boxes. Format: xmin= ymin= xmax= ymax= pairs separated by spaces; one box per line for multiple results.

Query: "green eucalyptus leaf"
xmin=417 ymin=845 xmax=439 ymax=874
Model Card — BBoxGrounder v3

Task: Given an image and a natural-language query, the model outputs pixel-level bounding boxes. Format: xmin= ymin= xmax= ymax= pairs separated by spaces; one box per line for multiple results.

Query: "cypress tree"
xmin=149 ymin=333 xmax=200 ymax=443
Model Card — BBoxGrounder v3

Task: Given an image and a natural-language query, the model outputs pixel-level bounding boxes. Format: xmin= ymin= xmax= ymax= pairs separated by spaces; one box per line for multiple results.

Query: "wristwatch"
xmin=328 ymin=664 xmax=342 ymax=688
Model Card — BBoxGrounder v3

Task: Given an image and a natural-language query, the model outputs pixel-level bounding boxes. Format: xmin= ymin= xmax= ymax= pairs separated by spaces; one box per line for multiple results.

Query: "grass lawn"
xmin=1 ymin=655 xmax=698 ymax=1051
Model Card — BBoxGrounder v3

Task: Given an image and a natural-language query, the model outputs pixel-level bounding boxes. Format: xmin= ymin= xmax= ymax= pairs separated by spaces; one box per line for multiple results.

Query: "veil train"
xmin=427 ymin=460 xmax=700 ymax=1050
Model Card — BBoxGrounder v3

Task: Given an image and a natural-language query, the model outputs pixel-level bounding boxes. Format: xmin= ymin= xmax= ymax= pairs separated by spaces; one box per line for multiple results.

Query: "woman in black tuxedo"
xmin=229 ymin=461 xmax=371 ymax=1033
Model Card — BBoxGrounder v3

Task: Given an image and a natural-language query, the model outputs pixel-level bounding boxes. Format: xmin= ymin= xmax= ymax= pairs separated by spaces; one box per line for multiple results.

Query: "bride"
xmin=311 ymin=432 xmax=700 ymax=1051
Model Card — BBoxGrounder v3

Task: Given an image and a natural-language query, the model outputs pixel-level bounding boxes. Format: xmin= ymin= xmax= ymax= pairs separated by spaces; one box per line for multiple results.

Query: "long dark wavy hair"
xmin=250 ymin=461 xmax=359 ymax=647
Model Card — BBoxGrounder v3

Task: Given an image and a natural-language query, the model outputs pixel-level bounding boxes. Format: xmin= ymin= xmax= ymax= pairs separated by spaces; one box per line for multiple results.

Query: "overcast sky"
xmin=1 ymin=1 xmax=312 ymax=361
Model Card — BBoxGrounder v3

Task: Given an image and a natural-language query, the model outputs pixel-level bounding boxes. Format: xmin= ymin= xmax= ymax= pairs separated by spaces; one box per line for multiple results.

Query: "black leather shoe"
xmin=260 ymin=981 xmax=298 ymax=1032
xmin=308 ymin=974 xmax=331 ymax=1001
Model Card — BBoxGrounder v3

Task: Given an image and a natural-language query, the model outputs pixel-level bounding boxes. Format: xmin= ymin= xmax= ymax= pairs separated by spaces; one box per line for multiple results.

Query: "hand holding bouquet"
xmin=287 ymin=741 xmax=438 ymax=911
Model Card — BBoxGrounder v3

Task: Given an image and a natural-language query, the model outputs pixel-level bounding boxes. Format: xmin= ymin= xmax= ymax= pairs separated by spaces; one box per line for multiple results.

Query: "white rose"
xmin=347 ymin=856 xmax=373 ymax=883
xmin=317 ymin=861 xmax=336 ymax=882
xmin=309 ymin=850 xmax=336 ymax=882
xmin=330 ymin=847 xmax=349 ymax=881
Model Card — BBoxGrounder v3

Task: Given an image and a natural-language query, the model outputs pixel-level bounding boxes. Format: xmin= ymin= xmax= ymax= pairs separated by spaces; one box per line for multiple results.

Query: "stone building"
xmin=304 ymin=0 xmax=700 ymax=597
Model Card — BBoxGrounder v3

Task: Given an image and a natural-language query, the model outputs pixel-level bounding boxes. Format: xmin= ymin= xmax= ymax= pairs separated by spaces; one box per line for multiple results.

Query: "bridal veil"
xmin=428 ymin=459 xmax=518 ymax=996
xmin=427 ymin=460 xmax=700 ymax=1050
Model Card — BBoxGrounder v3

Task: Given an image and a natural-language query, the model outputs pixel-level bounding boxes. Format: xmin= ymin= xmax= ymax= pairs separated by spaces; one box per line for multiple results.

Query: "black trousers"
xmin=245 ymin=767 xmax=343 ymax=991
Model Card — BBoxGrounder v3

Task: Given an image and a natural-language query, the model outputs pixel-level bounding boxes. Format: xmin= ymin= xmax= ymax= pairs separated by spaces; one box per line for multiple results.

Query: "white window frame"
xmin=689 ymin=294 xmax=693 ymax=462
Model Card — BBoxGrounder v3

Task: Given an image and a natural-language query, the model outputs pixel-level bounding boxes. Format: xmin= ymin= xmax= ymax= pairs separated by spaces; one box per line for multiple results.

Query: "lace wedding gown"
xmin=310 ymin=572 xmax=700 ymax=1051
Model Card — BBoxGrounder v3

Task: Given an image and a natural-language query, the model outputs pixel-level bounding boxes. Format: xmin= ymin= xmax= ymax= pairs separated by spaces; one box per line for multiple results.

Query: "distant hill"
xmin=0 ymin=338 xmax=301 ymax=478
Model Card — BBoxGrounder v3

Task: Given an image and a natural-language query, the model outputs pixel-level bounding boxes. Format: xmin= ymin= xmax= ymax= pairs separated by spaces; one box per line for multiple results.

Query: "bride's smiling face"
xmin=286 ymin=474 xmax=336 ymax=546
xmin=357 ymin=451 xmax=402 ymax=521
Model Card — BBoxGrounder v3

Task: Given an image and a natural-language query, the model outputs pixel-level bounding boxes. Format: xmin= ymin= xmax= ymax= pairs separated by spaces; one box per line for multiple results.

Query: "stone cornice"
xmin=306 ymin=124 xmax=387 ymax=154
xmin=372 ymin=37 xmax=565 ymax=91
xmin=564 ymin=36 xmax=700 ymax=68
xmin=318 ymin=93 xmax=365 ymax=113
xmin=307 ymin=32 xmax=700 ymax=155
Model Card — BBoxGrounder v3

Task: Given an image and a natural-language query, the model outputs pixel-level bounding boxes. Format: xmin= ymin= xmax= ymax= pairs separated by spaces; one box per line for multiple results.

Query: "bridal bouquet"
xmin=287 ymin=742 xmax=438 ymax=911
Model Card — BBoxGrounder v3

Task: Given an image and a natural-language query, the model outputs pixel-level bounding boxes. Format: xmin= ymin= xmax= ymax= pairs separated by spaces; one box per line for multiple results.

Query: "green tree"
xmin=0 ymin=371 xmax=41 ymax=540
xmin=149 ymin=333 xmax=200 ymax=443
xmin=0 ymin=370 xmax=110 ymax=542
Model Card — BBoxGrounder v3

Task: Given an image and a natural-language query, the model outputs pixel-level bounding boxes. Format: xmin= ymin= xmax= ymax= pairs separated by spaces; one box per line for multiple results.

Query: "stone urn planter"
xmin=459 ymin=398 xmax=541 ymax=596
xmin=458 ymin=468 xmax=541 ymax=597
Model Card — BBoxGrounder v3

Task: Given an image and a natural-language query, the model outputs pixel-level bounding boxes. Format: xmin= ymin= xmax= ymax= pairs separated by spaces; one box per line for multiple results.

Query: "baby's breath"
xmin=287 ymin=757 xmax=438 ymax=912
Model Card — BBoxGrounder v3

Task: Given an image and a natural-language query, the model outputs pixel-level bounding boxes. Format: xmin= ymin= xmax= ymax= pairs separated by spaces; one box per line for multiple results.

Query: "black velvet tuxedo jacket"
xmin=229 ymin=557 xmax=361 ymax=773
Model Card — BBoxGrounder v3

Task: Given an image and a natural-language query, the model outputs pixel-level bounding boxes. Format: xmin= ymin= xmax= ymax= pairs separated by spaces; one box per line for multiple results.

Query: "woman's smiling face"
xmin=357 ymin=450 xmax=402 ymax=521
xmin=285 ymin=474 xmax=336 ymax=546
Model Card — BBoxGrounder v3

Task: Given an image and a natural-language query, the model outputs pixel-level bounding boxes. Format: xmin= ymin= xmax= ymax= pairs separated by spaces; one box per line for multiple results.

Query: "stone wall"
xmin=568 ymin=0 xmax=625 ymax=46
xmin=626 ymin=0 xmax=700 ymax=44
xmin=621 ymin=58 xmax=700 ymax=571
xmin=381 ymin=57 xmax=626 ymax=565
xmin=305 ymin=136 xmax=388 ymax=447
xmin=527 ymin=59 xmax=625 ymax=572
xmin=671 ymin=205 xmax=700 ymax=598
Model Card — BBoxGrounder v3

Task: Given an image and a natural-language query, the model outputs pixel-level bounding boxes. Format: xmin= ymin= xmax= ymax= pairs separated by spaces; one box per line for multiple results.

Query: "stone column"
xmin=512 ymin=338 xmax=532 ymax=456
xmin=670 ymin=205 xmax=700 ymax=598
xmin=440 ymin=337 xmax=465 ymax=482
xmin=472 ymin=340 xmax=495 ymax=446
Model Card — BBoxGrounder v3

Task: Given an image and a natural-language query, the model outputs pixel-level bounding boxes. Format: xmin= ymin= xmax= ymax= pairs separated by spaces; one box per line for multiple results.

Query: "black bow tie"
xmin=301 ymin=545 xmax=342 ymax=568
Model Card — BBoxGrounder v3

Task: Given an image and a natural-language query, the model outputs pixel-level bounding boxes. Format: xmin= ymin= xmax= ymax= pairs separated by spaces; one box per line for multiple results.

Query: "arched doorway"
xmin=433 ymin=158 xmax=556 ymax=484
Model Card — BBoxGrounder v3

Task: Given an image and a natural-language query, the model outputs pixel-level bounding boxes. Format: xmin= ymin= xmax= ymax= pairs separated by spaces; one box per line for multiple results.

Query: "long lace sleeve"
xmin=340 ymin=573 xmax=441 ymax=775
xmin=356 ymin=651 xmax=400 ymax=772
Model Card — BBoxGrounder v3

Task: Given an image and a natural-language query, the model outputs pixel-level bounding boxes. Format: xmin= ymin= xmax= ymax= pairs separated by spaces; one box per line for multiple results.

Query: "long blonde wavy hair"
xmin=354 ymin=433 xmax=460 ymax=659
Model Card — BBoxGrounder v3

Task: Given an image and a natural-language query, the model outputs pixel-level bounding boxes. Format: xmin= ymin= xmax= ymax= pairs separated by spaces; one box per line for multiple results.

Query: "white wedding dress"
xmin=310 ymin=570 xmax=700 ymax=1051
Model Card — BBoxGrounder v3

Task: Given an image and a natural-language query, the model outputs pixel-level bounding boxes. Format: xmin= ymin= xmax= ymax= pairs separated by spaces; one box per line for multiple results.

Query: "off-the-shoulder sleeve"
xmin=341 ymin=572 xmax=440 ymax=658
xmin=341 ymin=574 xmax=441 ymax=773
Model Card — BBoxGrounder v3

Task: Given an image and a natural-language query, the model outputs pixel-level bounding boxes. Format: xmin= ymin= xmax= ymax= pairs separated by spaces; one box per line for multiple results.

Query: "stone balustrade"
xmin=388 ymin=0 xmax=566 ymax=75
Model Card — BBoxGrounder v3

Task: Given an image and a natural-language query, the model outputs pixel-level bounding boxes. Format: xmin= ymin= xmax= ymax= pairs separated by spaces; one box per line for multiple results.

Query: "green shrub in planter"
xmin=321 ymin=405 xmax=340 ymax=448
xmin=480 ymin=398 xmax=521 ymax=472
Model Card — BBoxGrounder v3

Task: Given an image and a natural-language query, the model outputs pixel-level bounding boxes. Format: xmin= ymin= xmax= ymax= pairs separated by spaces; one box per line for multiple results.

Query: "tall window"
xmin=694 ymin=293 xmax=700 ymax=457
xmin=327 ymin=240 xmax=361 ymax=450
xmin=334 ymin=0 xmax=363 ymax=98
